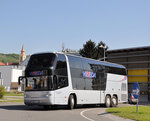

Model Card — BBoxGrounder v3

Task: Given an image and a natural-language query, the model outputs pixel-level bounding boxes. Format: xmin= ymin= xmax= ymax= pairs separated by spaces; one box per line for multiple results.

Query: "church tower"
xmin=19 ymin=45 xmax=26 ymax=64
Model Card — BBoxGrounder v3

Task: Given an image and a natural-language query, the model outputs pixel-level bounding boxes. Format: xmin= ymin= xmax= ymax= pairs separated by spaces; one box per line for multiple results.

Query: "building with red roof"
xmin=0 ymin=62 xmax=5 ymax=66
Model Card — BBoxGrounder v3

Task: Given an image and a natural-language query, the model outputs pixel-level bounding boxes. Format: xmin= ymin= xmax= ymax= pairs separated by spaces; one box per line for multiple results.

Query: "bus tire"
xmin=43 ymin=105 xmax=50 ymax=110
xmin=68 ymin=95 xmax=75 ymax=110
xmin=105 ymin=95 xmax=111 ymax=108
xmin=111 ymin=96 xmax=117 ymax=107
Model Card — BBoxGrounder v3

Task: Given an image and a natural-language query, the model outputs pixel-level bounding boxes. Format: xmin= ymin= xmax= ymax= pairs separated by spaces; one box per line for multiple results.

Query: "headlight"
xmin=44 ymin=94 xmax=51 ymax=97
xmin=24 ymin=93 xmax=30 ymax=98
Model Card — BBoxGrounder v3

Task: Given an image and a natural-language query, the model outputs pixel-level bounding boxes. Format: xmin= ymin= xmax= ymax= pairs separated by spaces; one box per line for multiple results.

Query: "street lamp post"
xmin=100 ymin=45 xmax=106 ymax=61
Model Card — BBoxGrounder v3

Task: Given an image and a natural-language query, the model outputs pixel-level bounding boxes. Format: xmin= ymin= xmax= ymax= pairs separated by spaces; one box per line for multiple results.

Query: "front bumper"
xmin=24 ymin=91 xmax=54 ymax=106
xmin=24 ymin=97 xmax=53 ymax=106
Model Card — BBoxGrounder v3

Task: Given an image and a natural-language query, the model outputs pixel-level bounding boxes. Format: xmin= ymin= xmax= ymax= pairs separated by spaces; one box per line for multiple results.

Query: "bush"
xmin=0 ymin=86 xmax=5 ymax=99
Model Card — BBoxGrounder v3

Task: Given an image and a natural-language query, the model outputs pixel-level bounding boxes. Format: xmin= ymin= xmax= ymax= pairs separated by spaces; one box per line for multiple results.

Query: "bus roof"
xmin=31 ymin=52 xmax=126 ymax=69
xmin=65 ymin=53 xmax=126 ymax=69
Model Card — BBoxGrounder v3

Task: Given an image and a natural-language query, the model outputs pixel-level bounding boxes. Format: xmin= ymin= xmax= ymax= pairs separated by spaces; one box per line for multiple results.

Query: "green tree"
xmin=79 ymin=40 xmax=97 ymax=59
xmin=0 ymin=53 xmax=19 ymax=63
xmin=95 ymin=41 xmax=108 ymax=60
xmin=79 ymin=40 xmax=108 ymax=60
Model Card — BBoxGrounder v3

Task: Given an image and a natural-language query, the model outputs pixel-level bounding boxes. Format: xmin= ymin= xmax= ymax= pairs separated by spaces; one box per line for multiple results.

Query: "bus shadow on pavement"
xmin=98 ymin=112 xmax=110 ymax=116
xmin=0 ymin=104 xmax=106 ymax=111
xmin=0 ymin=105 xmax=55 ymax=111
xmin=0 ymin=105 xmax=69 ymax=111
xmin=0 ymin=105 xmax=29 ymax=111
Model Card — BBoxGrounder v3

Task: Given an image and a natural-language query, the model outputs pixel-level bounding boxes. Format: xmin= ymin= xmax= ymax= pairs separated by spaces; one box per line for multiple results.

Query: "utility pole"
xmin=99 ymin=45 xmax=106 ymax=61
xmin=62 ymin=42 xmax=65 ymax=52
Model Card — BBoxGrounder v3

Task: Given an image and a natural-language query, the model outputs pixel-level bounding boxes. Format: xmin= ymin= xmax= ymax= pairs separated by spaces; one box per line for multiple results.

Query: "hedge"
xmin=0 ymin=86 xmax=5 ymax=99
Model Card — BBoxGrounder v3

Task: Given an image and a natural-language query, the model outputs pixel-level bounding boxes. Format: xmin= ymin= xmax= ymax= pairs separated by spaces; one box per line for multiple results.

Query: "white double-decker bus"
xmin=19 ymin=52 xmax=128 ymax=109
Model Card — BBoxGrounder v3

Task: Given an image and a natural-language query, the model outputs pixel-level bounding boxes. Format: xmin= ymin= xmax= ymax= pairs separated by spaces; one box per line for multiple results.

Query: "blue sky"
xmin=0 ymin=0 xmax=150 ymax=55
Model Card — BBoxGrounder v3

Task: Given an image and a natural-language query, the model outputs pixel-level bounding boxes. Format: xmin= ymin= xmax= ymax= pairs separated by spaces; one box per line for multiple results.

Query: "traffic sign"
xmin=132 ymin=82 xmax=140 ymax=99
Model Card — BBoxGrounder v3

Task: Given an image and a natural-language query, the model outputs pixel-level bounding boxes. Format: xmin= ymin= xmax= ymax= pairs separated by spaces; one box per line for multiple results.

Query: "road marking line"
xmin=80 ymin=109 xmax=95 ymax=121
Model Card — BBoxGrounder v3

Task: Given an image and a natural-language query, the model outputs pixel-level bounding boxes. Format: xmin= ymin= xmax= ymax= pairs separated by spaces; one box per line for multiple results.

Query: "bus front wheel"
xmin=105 ymin=95 xmax=111 ymax=107
xmin=68 ymin=95 xmax=75 ymax=110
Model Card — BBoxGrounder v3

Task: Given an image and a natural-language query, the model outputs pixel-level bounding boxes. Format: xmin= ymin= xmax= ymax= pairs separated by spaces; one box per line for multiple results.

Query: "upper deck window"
xmin=27 ymin=53 xmax=56 ymax=68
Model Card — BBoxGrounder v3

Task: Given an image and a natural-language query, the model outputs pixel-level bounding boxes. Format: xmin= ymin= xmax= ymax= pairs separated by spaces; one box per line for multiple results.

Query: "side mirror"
xmin=18 ymin=76 xmax=25 ymax=85
xmin=53 ymin=75 xmax=58 ymax=89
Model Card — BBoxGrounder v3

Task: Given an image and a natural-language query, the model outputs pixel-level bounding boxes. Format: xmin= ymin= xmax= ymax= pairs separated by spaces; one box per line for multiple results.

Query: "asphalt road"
xmin=0 ymin=103 xmax=133 ymax=121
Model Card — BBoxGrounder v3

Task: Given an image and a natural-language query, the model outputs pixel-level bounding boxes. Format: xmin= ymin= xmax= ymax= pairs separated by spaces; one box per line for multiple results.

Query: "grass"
xmin=0 ymin=92 xmax=24 ymax=103
xmin=107 ymin=106 xmax=150 ymax=121
xmin=0 ymin=98 xmax=24 ymax=103
xmin=4 ymin=92 xmax=24 ymax=96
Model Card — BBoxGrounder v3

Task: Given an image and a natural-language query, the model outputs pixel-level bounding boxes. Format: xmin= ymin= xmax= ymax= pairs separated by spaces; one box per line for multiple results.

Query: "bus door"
xmin=53 ymin=54 xmax=69 ymax=104
xmin=96 ymin=65 xmax=107 ymax=104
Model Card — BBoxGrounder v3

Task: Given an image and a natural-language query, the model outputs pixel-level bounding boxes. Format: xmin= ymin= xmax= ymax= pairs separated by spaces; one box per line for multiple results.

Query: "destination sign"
xmin=29 ymin=71 xmax=44 ymax=76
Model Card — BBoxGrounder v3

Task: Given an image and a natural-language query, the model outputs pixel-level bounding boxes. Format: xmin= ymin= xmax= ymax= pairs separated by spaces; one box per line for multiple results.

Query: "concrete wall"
xmin=12 ymin=69 xmax=23 ymax=82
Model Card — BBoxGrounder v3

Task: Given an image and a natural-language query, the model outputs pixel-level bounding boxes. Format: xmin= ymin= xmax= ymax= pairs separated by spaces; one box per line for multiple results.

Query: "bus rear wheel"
xmin=111 ymin=96 xmax=117 ymax=107
xmin=68 ymin=95 xmax=75 ymax=110
xmin=105 ymin=95 xmax=111 ymax=107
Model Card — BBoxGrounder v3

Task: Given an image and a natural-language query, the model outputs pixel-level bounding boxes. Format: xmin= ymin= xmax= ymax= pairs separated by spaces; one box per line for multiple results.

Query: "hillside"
xmin=0 ymin=53 xmax=19 ymax=63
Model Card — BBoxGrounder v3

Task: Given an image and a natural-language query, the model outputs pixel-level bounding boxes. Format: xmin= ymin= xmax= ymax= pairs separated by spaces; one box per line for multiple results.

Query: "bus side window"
xmin=68 ymin=56 xmax=85 ymax=90
xmin=54 ymin=54 xmax=68 ymax=89
xmin=81 ymin=59 xmax=96 ymax=90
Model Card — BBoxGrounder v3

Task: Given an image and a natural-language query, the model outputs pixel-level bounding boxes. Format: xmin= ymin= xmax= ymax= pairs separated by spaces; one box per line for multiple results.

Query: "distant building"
xmin=5 ymin=63 xmax=19 ymax=66
xmin=107 ymin=46 xmax=150 ymax=102
xmin=19 ymin=56 xmax=30 ymax=67
xmin=0 ymin=62 xmax=19 ymax=66
xmin=0 ymin=62 xmax=5 ymax=66
xmin=62 ymin=48 xmax=80 ymax=56
xmin=19 ymin=45 xmax=26 ymax=64
xmin=0 ymin=45 xmax=28 ymax=91
xmin=0 ymin=65 xmax=25 ymax=91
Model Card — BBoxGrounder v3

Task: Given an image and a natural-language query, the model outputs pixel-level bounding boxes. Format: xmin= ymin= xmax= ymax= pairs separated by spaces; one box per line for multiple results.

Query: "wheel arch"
xmin=105 ymin=94 xmax=111 ymax=99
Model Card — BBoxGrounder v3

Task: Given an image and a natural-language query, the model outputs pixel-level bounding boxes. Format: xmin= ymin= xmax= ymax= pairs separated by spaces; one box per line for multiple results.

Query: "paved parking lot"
xmin=0 ymin=103 xmax=141 ymax=121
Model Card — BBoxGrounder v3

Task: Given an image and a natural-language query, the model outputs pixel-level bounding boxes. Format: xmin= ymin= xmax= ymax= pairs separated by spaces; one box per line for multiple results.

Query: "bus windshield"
xmin=24 ymin=53 xmax=56 ymax=91
xmin=25 ymin=76 xmax=53 ymax=91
